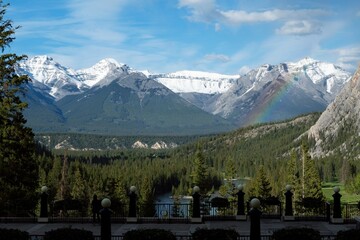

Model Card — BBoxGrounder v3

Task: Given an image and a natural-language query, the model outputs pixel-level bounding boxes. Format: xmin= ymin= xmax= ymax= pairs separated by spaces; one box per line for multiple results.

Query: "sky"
xmin=6 ymin=0 xmax=360 ymax=74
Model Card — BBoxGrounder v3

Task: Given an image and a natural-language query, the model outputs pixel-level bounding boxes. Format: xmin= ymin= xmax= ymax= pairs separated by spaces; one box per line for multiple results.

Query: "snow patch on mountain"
xmin=154 ymin=70 xmax=239 ymax=94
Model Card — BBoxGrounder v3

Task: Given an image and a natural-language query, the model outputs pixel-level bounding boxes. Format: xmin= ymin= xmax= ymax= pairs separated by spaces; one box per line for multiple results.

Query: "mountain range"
xmin=18 ymin=55 xmax=352 ymax=135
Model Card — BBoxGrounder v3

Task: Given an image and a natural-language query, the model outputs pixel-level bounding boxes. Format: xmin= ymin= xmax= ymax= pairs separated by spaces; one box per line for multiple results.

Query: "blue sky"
xmin=7 ymin=0 xmax=360 ymax=74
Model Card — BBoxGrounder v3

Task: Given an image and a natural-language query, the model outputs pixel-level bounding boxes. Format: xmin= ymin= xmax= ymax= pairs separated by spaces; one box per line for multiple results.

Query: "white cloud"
xmin=203 ymin=54 xmax=230 ymax=63
xmin=178 ymin=0 xmax=219 ymax=23
xmin=178 ymin=0 xmax=328 ymax=35
xmin=219 ymin=9 xmax=327 ymax=24
xmin=357 ymin=11 xmax=360 ymax=17
xmin=277 ymin=20 xmax=322 ymax=36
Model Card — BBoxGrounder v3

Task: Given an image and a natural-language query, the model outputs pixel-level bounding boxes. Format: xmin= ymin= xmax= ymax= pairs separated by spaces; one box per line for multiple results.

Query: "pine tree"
xmin=0 ymin=1 xmax=38 ymax=214
xmin=191 ymin=144 xmax=208 ymax=193
xmin=70 ymin=165 xmax=87 ymax=201
xmin=301 ymin=141 xmax=323 ymax=200
xmin=57 ymin=155 xmax=71 ymax=200
xmin=247 ymin=165 xmax=272 ymax=200
xmin=286 ymin=149 xmax=301 ymax=202
xmin=139 ymin=176 xmax=155 ymax=217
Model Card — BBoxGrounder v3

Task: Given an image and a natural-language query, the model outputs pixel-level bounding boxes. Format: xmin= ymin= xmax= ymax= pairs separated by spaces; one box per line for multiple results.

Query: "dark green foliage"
xmin=0 ymin=1 xmax=38 ymax=215
xmin=44 ymin=228 xmax=94 ymax=240
xmin=192 ymin=145 xmax=209 ymax=192
xmin=301 ymin=141 xmax=324 ymax=201
xmin=247 ymin=165 xmax=273 ymax=199
xmin=192 ymin=228 xmax=239 ymax=240
xmin=123 ymin=229 xmax=176 ymax=240
xmin=335 ymin=229 xmax=360 ymax=240
xmin=34 ymin=112 xmax=321 ymax=215
xmin=0 ymin=228 xmax=29 ymax=240
xmin=271 ymin=227 xmax=321 ymax=240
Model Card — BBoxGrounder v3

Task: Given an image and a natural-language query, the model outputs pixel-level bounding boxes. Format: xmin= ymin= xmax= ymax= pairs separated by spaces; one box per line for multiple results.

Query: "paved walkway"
xmin=0 ymin=220 xmax=356 ymax=236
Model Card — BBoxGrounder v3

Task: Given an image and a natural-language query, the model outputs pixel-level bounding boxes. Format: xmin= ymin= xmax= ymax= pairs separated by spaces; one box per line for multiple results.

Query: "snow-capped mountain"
xmin=18 ymin=56 xmax=88 ymax=99
xmin=18 ymin=55 xmax=131 ymax=100
xmin=204 ymin=58 xmax=351 ymax=125
xmin=18 ymin=55 xmax=352 ymax=135
xmin=76 ymin=58 xmax=130 ymax=87
xmin=153 ymin=71 xmax=239 ymax=94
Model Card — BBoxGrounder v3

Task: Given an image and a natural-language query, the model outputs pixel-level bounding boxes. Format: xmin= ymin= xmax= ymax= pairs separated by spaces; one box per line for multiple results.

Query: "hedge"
xmin=0 ymin=228 xmax=29 ymax=240
xmin=123 ymin=229 xmax=176 ymax=240
xmin=192 ymin=228 xmax=239 ymax=240
xmin=44 ymin=227 xmax=94 ymax=240
xmin=271 ymin=227 xmax=321 ymax=240
xmin=335 ymin=229 xmax=360 ymax=240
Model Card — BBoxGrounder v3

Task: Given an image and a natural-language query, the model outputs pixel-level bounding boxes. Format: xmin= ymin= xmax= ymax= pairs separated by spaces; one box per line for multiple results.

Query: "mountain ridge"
xmin=18 ymin=55 xmax=352 ymax=135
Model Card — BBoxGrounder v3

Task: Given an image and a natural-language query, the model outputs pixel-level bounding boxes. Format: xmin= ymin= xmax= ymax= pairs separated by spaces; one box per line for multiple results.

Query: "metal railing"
xmin=29 ymin=235 xmax=337 ymax=240
xmin=3 ymin=201 xmax=360 ymax=223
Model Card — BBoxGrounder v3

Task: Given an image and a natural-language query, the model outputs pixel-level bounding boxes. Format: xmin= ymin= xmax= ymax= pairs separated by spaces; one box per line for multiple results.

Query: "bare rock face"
xmin=308 ymin=65 xmax=360 ymax=157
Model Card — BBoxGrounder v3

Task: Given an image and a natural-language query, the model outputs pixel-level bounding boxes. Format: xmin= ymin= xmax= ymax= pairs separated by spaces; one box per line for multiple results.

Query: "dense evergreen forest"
xmin=33 ymin=112 xmax=360 ymax=214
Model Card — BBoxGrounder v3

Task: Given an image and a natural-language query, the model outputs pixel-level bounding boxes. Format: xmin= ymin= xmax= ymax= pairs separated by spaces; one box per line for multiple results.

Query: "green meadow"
xmin=322 ymin=182 xmax=360 ymax=204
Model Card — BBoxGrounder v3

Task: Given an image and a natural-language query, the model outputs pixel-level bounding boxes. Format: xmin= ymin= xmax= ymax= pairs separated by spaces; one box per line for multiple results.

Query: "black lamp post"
xmin=192 ymin=186 xmax=201 ymax=220
xmin=249 ymin=198 xmax=261 ymax=240
xmin=332 ymin=186 xmax=342 ymax=221
xmin=128 ymin=186 xmax=137 ymax=218
xmin=237 ymin=184 xmax=245 ymax=216
xmin=40 ymin=186 xmax=48 ymax=218
xmin=100 ymin=198 xmax=112 ymax=240
xmin=284 ymin=185 xmax=293 ymax=217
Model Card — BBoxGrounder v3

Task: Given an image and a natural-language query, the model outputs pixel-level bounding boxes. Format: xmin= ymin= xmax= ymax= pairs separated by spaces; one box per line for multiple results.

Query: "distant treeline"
xmin=35 ymin=133 xmax=207 ymax=150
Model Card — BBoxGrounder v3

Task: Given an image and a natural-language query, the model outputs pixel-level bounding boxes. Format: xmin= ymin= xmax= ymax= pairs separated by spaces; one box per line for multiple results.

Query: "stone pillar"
xmin=284 ymin=185 xmax=294 ymax=221
xmin=249 ymin=198 xmax=261 ymax=240
xmin=331 ymin=186 xmax=343 ymax=223
xmin=38 ymin=186 xmax=49 ymax=222
xmin=127 ymin=186 xmax=137 ymax=223
xmin=191 ymin=186 xmax=202 ymax=223
xmin=100 ymin=198 xmax=112 ymax=240
xmin=236 ymin=184 xmax=246 ymax=220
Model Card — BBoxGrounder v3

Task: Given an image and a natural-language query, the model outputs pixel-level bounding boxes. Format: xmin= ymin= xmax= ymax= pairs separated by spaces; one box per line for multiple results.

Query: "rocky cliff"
xmin=308 ymin=64 xmax=360 ymax=157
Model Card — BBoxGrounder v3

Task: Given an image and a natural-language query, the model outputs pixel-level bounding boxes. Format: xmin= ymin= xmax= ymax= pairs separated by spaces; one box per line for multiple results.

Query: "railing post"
xmin=100 ymin=198 xmax=112 ymax=240
xmin=326 ymin=202 xmax=331 ymax=222
xmin=249 ymin=198 xmax=262 ymax=240
xmin=331 ymin=186 xmax=343 ymax=223
xmin=38 ymin=186 xmax=49 ymax=223
xmin=236 ymin=184 xmax=246 ymax=220
xmin=283 ymin=185 xmax=294 ymax=221
xmin=127 ymin=186 xmax=137 ymax=223
xmin=191 ymin=186 xmax=202 ymax=223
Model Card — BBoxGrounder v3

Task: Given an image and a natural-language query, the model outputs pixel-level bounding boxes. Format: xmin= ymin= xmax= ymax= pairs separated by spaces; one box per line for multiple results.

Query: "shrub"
xmin=271 ymin=227 xmax=321 ymax=240
xmin=123 ymin=229 xmax=176 ymax=240
xmin=335 ymin=229 xmax=360 ymax=240
xmin=44 ymin=228 xmax=94 ymax=240
xmin=192 ymin=228 xmax=239 ymax=240
xmin=0 ymin=228 xmax=29 ymax=240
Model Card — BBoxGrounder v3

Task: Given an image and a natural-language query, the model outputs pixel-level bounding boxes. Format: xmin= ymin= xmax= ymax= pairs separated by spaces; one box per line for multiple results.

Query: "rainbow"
xmin=243 ymin=73 xmax=298 ymax=126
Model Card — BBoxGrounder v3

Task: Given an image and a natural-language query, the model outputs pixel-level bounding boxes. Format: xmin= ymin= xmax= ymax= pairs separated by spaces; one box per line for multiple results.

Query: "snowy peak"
xmin=76 ymin=58 xmax=130 ymax=87
xmin=19 ymin=56 xmax=133 ymax=100
xmin=154 ymin=70 xmax=239 ymax=94
xmin=286 ymin=57 xmax=351 ymax=93
xmin=19 ymin=55 xmax=85 ymax=99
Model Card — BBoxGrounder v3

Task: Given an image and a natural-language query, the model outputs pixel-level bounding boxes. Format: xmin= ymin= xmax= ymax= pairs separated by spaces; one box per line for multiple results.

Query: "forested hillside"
xmin=36 ymin=112 xmax=336 ymax=212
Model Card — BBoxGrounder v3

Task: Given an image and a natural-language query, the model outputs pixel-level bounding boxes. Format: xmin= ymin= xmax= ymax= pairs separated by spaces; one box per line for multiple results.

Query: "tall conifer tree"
xmin=0 ymin=1 xmax=38 ymax=214
xmin=301 ymin=141 xmax=323 ymax=200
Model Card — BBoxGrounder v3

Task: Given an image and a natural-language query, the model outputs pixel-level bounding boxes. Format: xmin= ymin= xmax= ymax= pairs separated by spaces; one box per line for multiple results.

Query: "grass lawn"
xmin=322 ymin=182 xmax=360 ymax=204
